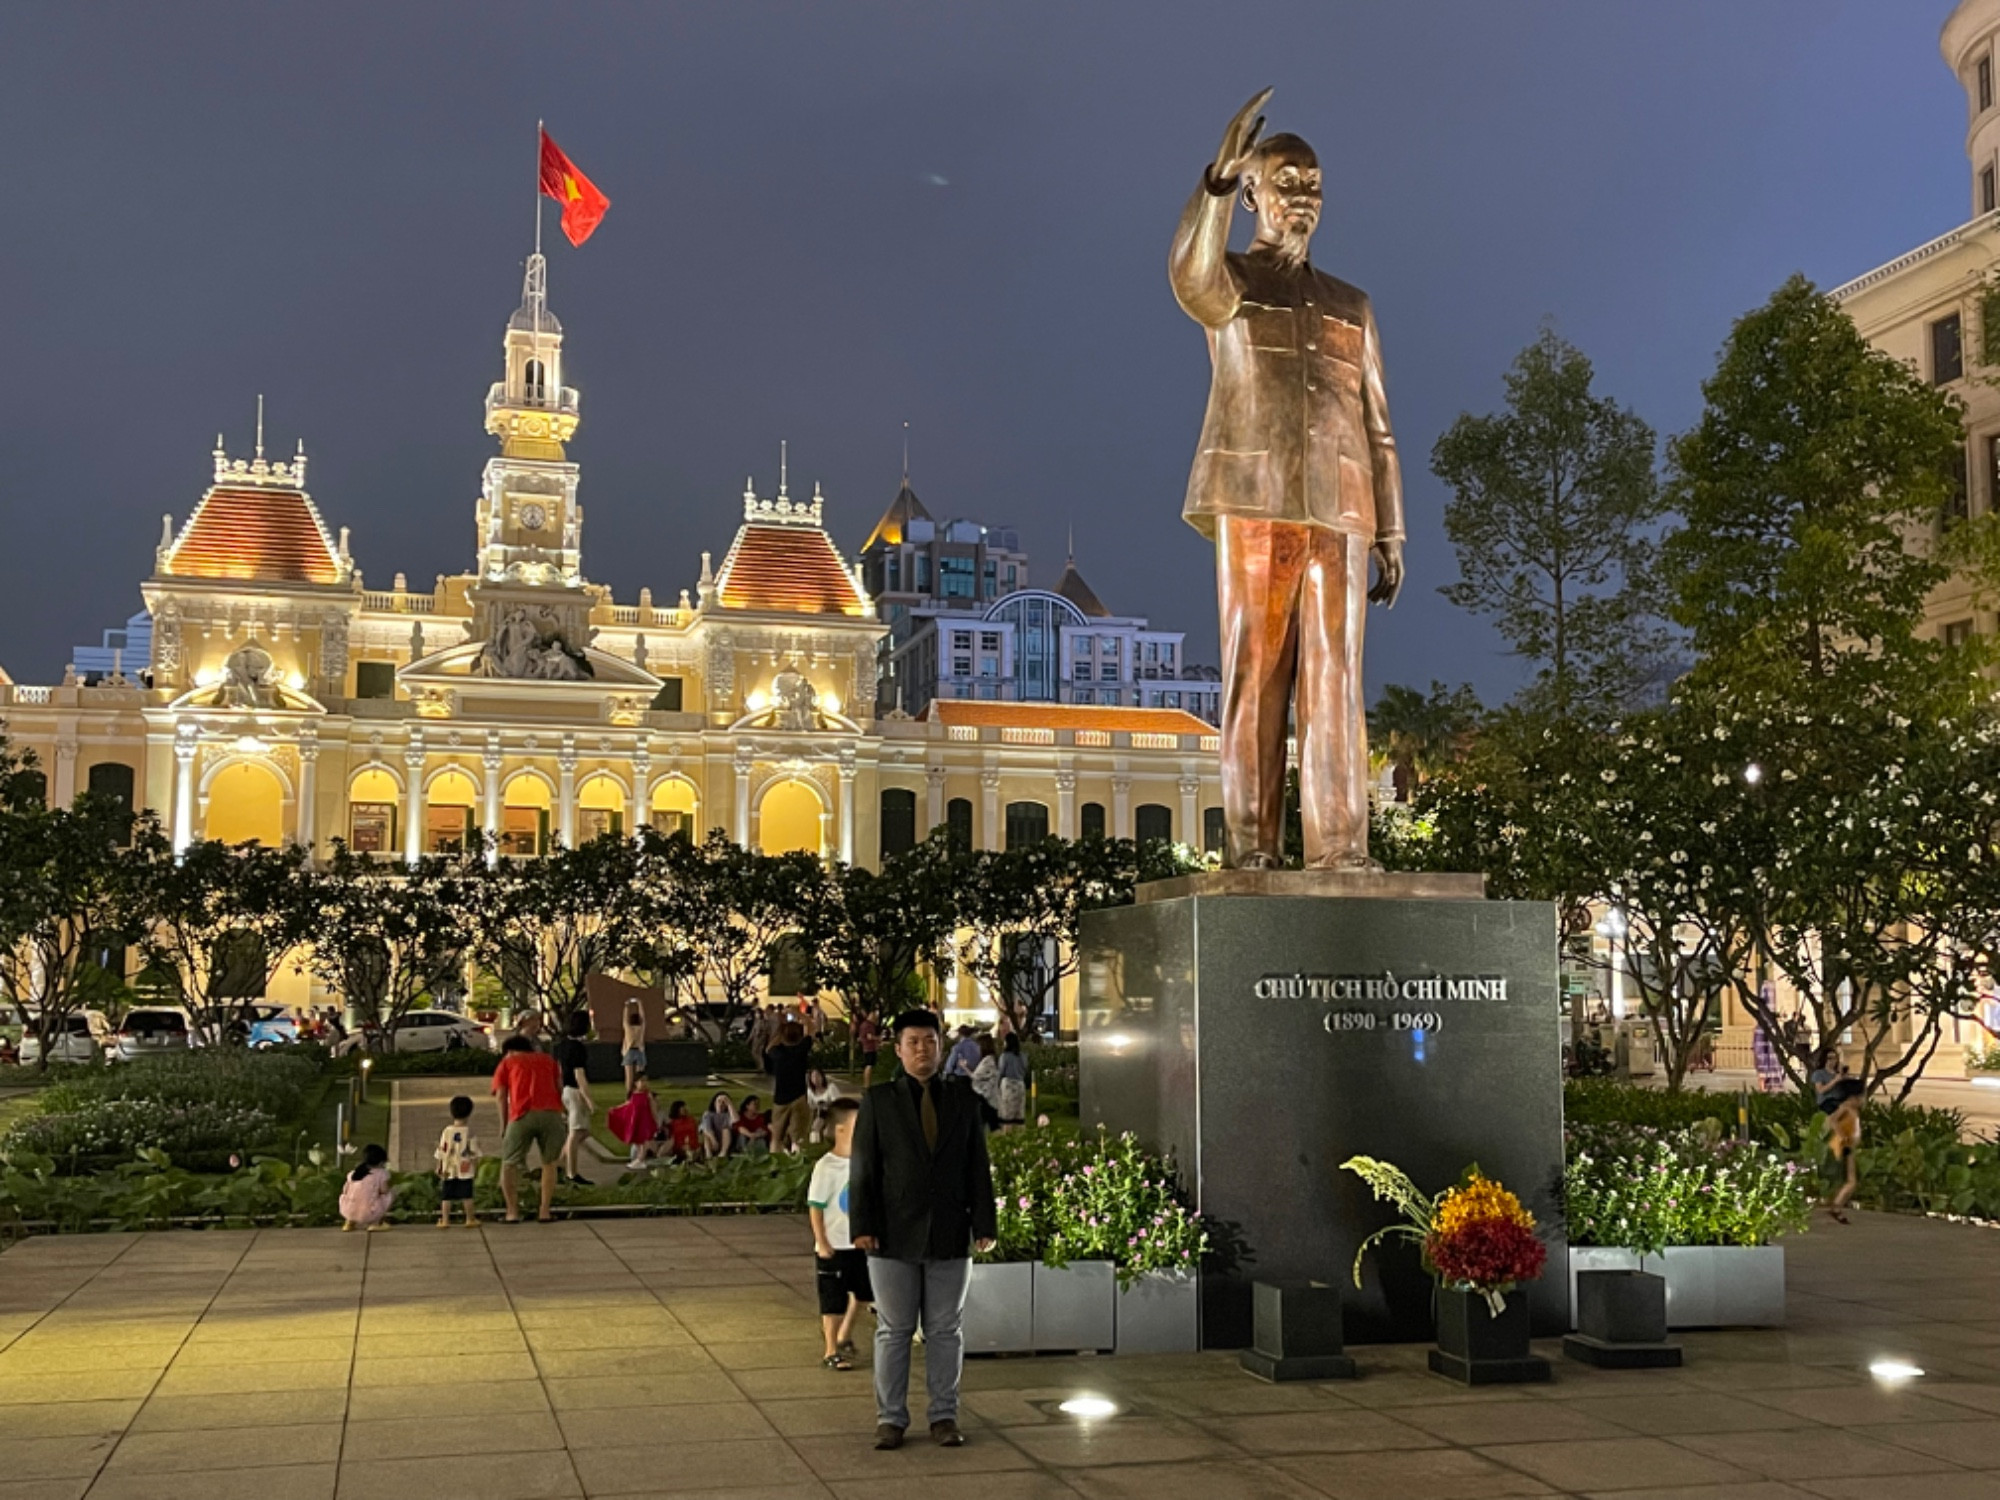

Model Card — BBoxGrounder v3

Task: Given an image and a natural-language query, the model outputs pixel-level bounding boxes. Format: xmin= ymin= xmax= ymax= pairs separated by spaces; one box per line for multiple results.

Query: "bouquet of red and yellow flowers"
xmin=1344 ymin=1157 xmax=1547 ymax=1315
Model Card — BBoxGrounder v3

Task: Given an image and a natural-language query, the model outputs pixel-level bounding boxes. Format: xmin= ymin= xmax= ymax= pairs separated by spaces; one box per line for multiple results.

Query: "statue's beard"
xmin=1271 ymin=223 xmax=1312 ymax=268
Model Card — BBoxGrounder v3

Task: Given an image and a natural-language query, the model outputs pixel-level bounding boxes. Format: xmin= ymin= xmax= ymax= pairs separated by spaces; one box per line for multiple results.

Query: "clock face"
xmin=518 ymin=502 xmax=548 ymax=532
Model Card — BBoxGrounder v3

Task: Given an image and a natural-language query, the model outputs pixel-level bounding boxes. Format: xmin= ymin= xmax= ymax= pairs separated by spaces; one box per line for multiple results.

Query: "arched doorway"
xmin=758 ymin=779 xmax=824 ymax=856
xmin=349 ymin=767 xmax=400 ymax=854
xmin=650 ymin=777 xmax=698 ymax=840
xmin=501 ymin=772 xmax=552 ymax=857
xmin=204 ymin=762 xmax=285 ymax=846
xmin=577 ymin=773 xmax=625 ymax=843
xmin=426 ymin=769 xmax=478 ymax=853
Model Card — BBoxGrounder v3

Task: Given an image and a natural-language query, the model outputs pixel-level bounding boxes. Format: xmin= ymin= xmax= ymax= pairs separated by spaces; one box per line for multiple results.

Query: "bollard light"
xmin=1058 ymin=1396 xmax=1118 ymax=1420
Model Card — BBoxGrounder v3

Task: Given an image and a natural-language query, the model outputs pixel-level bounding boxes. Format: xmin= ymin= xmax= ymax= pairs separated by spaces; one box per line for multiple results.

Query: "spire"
xmin=779 ymin=438 xmax=789 ymax=499
xmin=902 ymin=420 xmax=910 ymax=486
xmin=1053 ymin=548 xmax=1111 ymax=619
xmin=255 ymin=394 xmax=265 ymax=460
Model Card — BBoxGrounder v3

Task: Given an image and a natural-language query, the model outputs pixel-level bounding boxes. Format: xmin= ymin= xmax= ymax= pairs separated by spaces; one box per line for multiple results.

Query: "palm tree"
xmin=1368 ymin=682 xmax=1482 ymax=802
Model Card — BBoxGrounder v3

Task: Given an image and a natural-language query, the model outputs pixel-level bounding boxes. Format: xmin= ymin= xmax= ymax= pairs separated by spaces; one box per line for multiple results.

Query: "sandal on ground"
xmin=1829 ymin=1208 xmax=1850 ymax=1224
xmin=822 ymin=1353 xmax=853 ymax=1371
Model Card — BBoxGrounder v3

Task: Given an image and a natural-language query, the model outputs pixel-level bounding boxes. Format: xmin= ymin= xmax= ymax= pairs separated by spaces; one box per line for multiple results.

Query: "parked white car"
xmin=109 ymin=1006 xmax=195 ymax=1064
xmin=336 ymin=1011 xmax=493 ymax=1055
xmin=19 ymin=1010 xmax=113 ymax=1066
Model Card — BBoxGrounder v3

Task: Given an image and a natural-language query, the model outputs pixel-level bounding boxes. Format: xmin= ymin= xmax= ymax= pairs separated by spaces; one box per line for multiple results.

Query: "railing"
xmin=1000 ymin=727 xmax=1055 ymax=746
xmin=607 ymin=605 xmax=690 ymax=628
xmin=947 ymin=725 xmax=979 ymax=742
xmin=361 ymin=592 xmax=436 ymax=614
xmin=7 ymin=685 xmax=53 ymax=705
xmin=1130 ymin=732 xmax=1178 ymax=750
xmin=1200 ymin=736 xmax=1220 ymax=753
xmin=1074 ymin=729 xmax=1112 ymax=747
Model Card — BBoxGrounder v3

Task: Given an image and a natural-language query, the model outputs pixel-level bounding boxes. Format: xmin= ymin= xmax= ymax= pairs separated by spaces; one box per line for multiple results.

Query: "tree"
xmin=131 ymin=837 xmax=317 ymax=1044
xmin=656 ymin=831 xmax=834 ymax=1025
xmin=1432 ymin=328 xmax=1669 ymax=719
xmin=307 ymin=844 xmax=472 ymax=1044
xmin=0 ymin=742 xmax=151 ymax=1069
xmin=957 ymin=838 xmax=1197 ymax=1035
xmin=1664 ymin=274 xmax=1979 ymax=692
xmin=817 ymin=833 xmax=967 ymax=1026
xmin=1368 ymin=681 xmax=1481 ymax=802
xmin=462 ymin=834 xmax=650 ymax=1033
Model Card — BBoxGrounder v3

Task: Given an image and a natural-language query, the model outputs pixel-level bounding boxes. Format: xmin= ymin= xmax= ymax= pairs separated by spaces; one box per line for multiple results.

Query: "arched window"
xmin=86 ymin=762 xmax=136 ymax=839
xmin=1203 ymin=806 xmax=1226 ymax=855
xmin=880 ymin=788 xmax=917 ymax=860
xmin=523 ymin=358 xmax=548 ymax=404
xmin=945 ymin=797 xmax=974 ymax=848
xmin=1005 ymin=801 xmax=1050 ymax=850
xmin=1135 ymin=803 xmax=1173 ymax=845
xmin=1079 ymin=802 xmax=1107 ymax=840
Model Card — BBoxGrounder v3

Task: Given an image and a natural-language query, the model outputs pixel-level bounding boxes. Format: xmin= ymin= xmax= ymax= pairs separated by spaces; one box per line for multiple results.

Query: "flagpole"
xmin=534 ymin=119 xmax=544 ymax=347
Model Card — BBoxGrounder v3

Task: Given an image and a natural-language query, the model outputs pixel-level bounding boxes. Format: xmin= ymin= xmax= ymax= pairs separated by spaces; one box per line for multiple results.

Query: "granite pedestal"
xmin=1080 ymin=873 xmax=1565 ymax=1346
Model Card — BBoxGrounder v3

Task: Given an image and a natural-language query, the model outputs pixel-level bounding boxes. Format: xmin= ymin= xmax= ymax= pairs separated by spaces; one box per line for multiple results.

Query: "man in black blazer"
xmin=849 ymin=1008 xmax=997 ymax=1450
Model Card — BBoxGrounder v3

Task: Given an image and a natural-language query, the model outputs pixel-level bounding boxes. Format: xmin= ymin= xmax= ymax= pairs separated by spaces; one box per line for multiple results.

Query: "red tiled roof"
xmin=927 ymin=700 xmax=1215 ymax=736
xmin=163 ymin=484 xmax=343 ymax=585
xmin=715 ymin=523 xmax=867 ymax=615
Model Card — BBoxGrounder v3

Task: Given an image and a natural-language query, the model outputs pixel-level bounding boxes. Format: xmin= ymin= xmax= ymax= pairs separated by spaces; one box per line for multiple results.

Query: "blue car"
xmin=238 ymin=1005 xmax=300 ymax=1049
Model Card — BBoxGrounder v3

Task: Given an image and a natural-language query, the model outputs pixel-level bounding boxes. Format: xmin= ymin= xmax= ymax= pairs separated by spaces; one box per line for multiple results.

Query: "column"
xmin=734 ymin=749 xmax=753 ymax=845
xmin=172 ymin=724 xmax=197 ymax=856
xmin=630 ymin=746 xmax=650 ymax=842
xmin=295 ymin=734 xmax=319 ymax=852
xmin=557 ymin=737 xmax=578 ymax=850
xmin=1112 ymin=773 xmax=1132 ymax=840
xmin=980 ymin=768 xmax=1002 ymax=851
xmin=925 ymin=765 xmax=946 ymax=833
xmin=1179 ymin=774 xmax=1200 ymax=847
xmin=402 ymin=738 xmax=424 ymax=863
xmin=838 ymin=761 xmax=856 ymax=865
xmin=482 ymin=737 xmax=503 ymax=866
xmin=1055 ymin=768 xmax=1077 ymax=841
xmin=52 ymin=737 xmax=77 ymax=808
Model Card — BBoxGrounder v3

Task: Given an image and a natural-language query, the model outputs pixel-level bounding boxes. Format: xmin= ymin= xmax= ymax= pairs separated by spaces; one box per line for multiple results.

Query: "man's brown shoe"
xmin=873 ymin=1424 xmax=905 ymax=1450
xmin=931 ymin=1419 xmax=966 ymax=1446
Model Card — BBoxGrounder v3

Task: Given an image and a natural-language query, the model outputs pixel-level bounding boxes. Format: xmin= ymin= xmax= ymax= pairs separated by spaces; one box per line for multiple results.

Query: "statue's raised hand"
xmin=1212 ymin=87 xmax=1274 ymax=189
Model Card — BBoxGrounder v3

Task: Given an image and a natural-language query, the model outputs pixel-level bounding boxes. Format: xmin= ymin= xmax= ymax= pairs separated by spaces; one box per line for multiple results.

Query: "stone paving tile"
xmin=85 ymin=1463 xmax=338 ymax=1500
xmin=0 ymin=1434 xmax=118 ymax=1482
xmin=1561 ymin=1392 xmax=1828 ymax=1435
xmin=1576 ymin=1486 xmax=1820 ymax=1500
xmin=1471 ymin=1436 xmax=1757 ymax=1492
xmin=340 ymin=1410 xmax=567 ymax=1462
xmin=1670 ymin=1425 xmax=1969 ymax=1480
xmin=999 ymin=1414 xmax=1237 ymax=1468
xmin=570 ymin=1437 xmax=821 ymax=1494
xmin=1190 ymin=1408 xmax=1446 ymax=1454
xmin=334 ymin=1450 xmax=581 ymax=1500
xmin=1063 ymin=1460 xmax=1326 ymax=1499
xmin=1799 ymin=1479 xmax=2000 ymax=1500
xmin=128 ymin=1386 xmax=351 ymax=1431
xmin=555 ymin=1402 xmax=780 ymax=1447
xmin=0 ymin=1481 xmax=93 ymax=1500
xmin=0 ymin=1399 xmax=139 ymax=1438
xmin=100 ymin=1421 xmax=345 ymax=1473
xmin=826 ymin=1478 xmax=1079 ymax=1500
xmin=788 ymin=1430 xmax=1038 ymax=1484
xmin=1397 ymin=1397 xmax=1637 ymax=1445
xmin=1853 ymin=1416 xmax=2000 ymax=1466
xmin=1268 ymin=1446 xmax=1558 ymax=1498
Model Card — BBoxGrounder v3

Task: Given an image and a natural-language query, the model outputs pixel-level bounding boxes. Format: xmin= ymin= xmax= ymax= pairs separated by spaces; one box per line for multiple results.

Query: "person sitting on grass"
xmin=810 ymin=1097 xmax=873 ymax=1370
xmin=699 ymin=1091 xmax=738 ymax=1159
xmin=806 ymin=1068 xmax=839 ymax=1143
xmin=661 ymin=1099 xmax=701 ymax=1162
xmin=340 ymin=1143 xmax=396 ymax=1233
xmin=735 ymin=1094 xmax=773 ymax=1157
xmin=434 ymin=1096 xmax=481 ymax=1228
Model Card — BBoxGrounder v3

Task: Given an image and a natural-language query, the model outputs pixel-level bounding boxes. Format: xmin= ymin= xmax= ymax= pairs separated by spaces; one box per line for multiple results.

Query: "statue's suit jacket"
xmin=1170 ymin=178 xmax=1404 ymax=545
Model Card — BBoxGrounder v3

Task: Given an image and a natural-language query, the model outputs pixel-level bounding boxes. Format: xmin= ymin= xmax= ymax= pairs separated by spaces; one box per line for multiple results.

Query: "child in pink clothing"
xmin=340 ymin=1143 xmax=396 ymax=1231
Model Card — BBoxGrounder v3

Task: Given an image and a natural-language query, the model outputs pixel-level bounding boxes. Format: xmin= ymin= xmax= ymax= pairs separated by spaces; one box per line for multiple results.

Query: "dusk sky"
xmin=0 ymin=2 xmax=1971 ymax=702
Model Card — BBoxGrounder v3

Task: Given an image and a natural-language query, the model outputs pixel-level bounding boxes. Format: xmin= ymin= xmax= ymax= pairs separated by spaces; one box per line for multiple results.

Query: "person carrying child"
xmin=434 ymin=1095 xmax=481 ymax=1228
xmin=340 ymin=1144 xmax=396 ymax=1232
xmin=809 ymin=1097 xmax=874 ymax=1371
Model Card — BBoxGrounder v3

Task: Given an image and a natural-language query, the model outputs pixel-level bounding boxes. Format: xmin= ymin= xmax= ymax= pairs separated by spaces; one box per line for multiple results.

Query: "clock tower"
xmin=476 ymin=251 xmax=584 ymax=587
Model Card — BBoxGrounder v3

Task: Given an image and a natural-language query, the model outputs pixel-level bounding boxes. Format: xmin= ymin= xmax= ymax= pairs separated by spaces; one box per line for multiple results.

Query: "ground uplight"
xmin=1868 ymin=1359 xmax=1924 ymax=1383
xmin=1058 ymin=1396 xmax=1119 ymax=1419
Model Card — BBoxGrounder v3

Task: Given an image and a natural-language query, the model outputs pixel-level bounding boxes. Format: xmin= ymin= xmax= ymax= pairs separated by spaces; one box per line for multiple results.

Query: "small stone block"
xmin=1427 ymin=1348 xmax=1552 ymax=1386
xmin=1239 ymin=1349 xmax=1358 ymax=1382
xmin=1576 ymin=1270 xmax=1669 ymax=1345
xmin=1562 ymin=1333 xmax=1683 ymax=1369
xmin=1250 ymin=1280 xmax=1345 ymax=1361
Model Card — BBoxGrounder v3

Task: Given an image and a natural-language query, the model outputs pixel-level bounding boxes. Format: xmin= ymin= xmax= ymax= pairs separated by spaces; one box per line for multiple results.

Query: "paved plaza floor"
xmin=1 ymin=1210 xmax=1998 ymax=1500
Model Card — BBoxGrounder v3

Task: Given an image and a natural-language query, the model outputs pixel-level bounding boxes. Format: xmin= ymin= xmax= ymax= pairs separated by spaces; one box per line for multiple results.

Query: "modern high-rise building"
xmin=859 ymin=486 xmax=1222 ymax=724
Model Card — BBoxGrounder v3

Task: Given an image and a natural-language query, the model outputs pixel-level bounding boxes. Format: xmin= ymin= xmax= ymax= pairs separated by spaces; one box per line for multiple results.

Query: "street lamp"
xmin=359 ymin=1055 xmax=373 ymax=1104
xmin=1595 ymin=908 xmax=1628 ymax=1020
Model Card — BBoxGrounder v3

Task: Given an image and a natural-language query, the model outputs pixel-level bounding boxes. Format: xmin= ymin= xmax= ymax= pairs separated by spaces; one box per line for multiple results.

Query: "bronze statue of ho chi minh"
xmin=1171 ymin=87 xmax=1404 ymax=872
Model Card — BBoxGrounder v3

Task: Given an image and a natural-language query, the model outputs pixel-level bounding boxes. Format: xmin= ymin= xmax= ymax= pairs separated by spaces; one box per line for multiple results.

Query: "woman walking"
xmin=995 ymin=1034 xmax=1029 ymax=1132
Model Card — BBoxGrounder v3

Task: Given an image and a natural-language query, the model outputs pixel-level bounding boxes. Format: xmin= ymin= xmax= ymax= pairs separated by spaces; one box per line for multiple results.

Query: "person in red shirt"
xmin=735 ymin=1095 xmax=773 ymax=1156
xmin=491 ymin=1034 xmax=565 ymax=1222
xmin=664 ymin=1099 xmax=701 ymax=1162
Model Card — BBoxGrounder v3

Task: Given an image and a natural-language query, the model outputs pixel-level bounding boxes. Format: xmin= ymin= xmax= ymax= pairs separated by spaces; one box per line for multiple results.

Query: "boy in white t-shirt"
xmin=808 ymin=1097 xmax=873 ymax=1370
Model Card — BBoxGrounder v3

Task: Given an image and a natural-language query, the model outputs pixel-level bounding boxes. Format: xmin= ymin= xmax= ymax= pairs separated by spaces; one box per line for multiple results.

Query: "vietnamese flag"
xmin=539 ymin=129 xmax=610 ymax=247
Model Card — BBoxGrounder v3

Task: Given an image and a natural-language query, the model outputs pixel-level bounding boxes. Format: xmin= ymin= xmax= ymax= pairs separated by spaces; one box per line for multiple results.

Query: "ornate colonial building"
xmin=0 ymin=252 xmax=1224 ymax=935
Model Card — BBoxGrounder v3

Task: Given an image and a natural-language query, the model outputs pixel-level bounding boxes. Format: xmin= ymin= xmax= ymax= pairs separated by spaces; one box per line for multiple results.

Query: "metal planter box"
xmin=1567 ymin=1245 xmax=1785 ymax=1329
xmin=1032 ymin=1261 xmax=1116 ymax=1352
xmin=963 ymin=1261 xmax=1034 ymax=1354
xmin=1114 ymin=1269 xmax=1199 ymax=1354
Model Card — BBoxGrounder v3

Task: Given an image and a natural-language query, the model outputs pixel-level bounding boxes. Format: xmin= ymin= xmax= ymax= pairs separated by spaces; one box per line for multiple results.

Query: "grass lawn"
xmin=0 ymin=1089 xmax=45 ymax=1141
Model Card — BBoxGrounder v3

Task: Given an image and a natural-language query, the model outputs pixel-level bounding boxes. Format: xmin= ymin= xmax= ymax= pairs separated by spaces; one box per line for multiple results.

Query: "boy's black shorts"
xmin=815 ymin=1247 xmax=874 ymax=1315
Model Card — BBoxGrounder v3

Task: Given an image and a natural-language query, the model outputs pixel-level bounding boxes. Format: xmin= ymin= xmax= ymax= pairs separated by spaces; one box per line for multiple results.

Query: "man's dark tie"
xmin=920 ymin=1080 xmax=939 ymax=1151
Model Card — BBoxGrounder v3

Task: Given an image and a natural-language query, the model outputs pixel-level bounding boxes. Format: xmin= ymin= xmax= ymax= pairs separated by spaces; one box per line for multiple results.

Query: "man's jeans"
xmin=868 ymin=1255 xmax=970 ymax=1429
